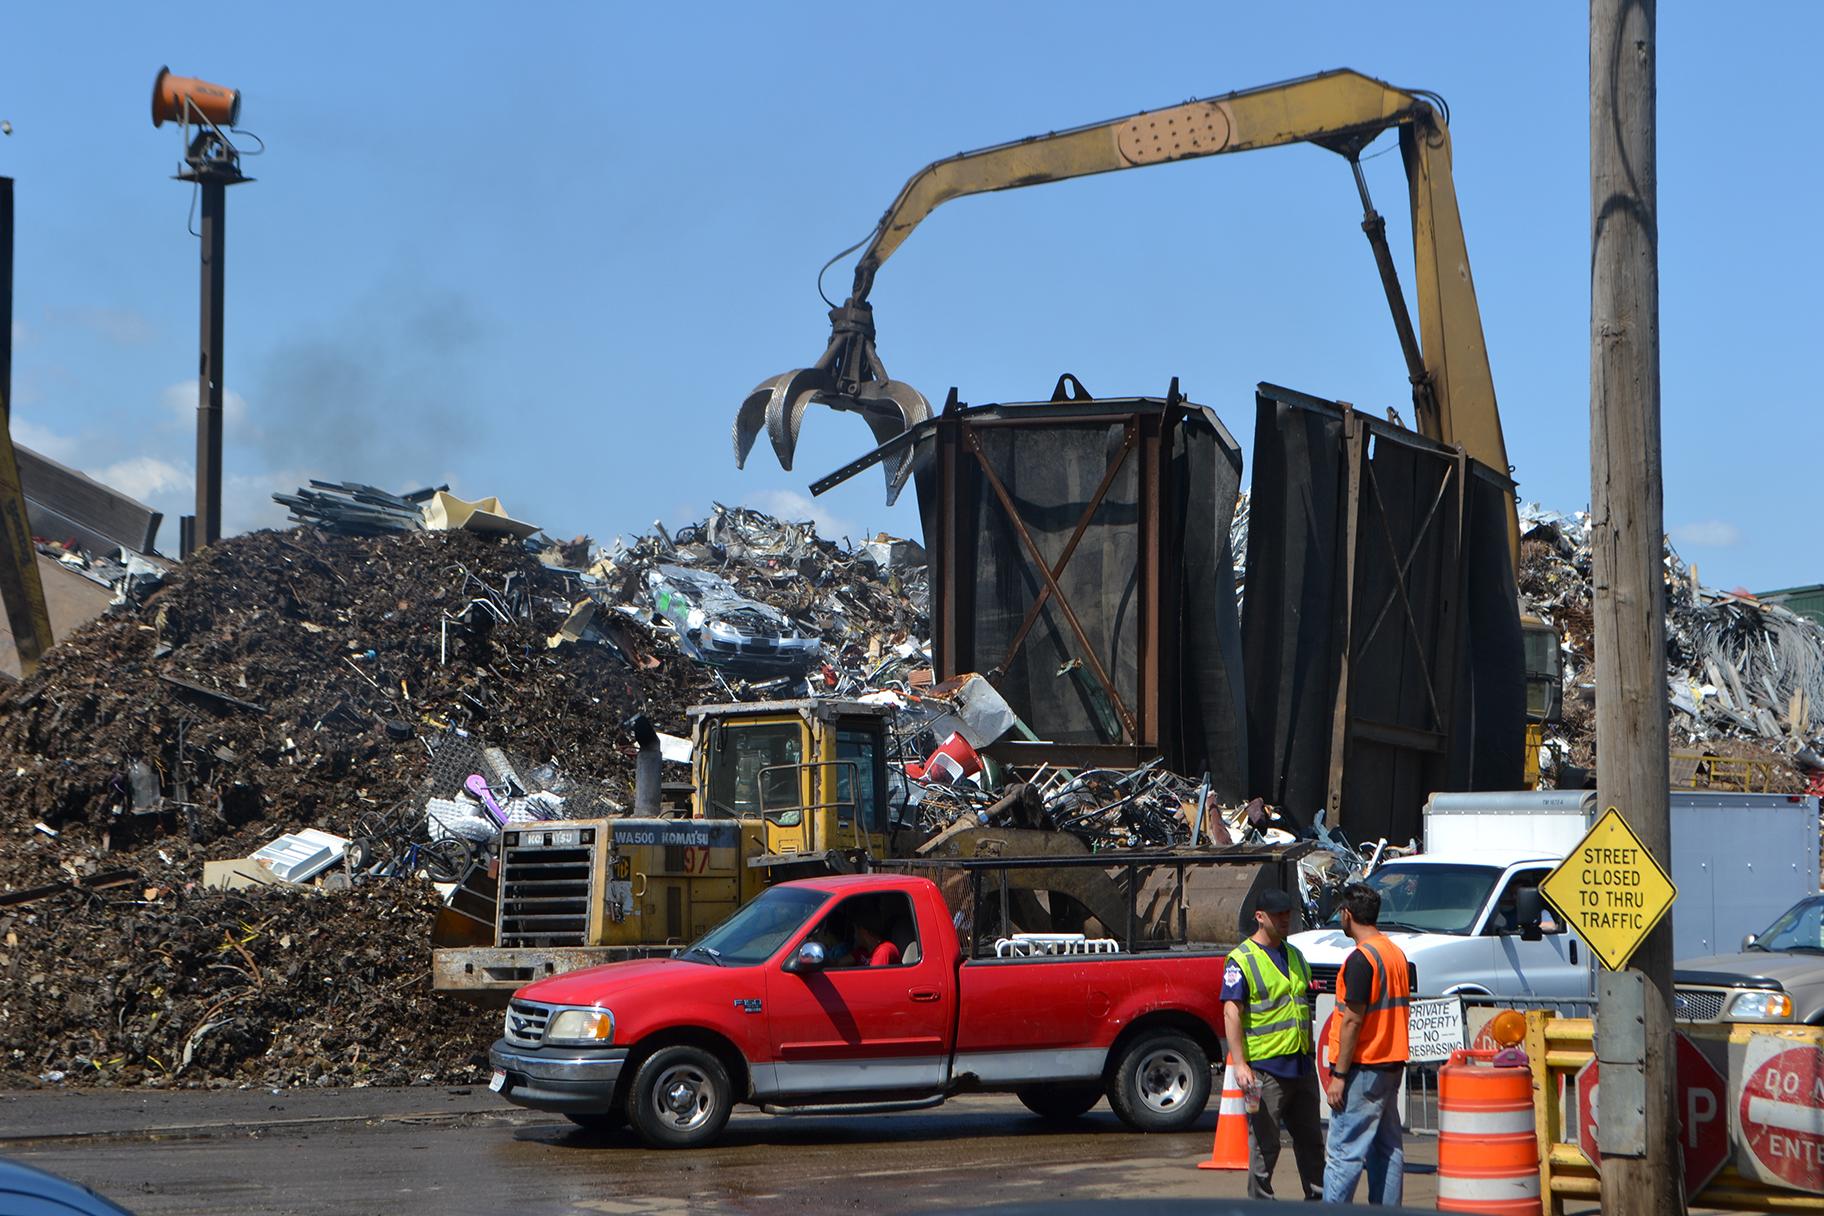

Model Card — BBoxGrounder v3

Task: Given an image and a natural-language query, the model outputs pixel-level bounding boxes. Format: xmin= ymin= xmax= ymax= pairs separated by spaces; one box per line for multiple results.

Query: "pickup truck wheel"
xmin=1106 ymin=1031 xmax=1210 ymax=1132
xmin=1016 ymin=1083 xmax=1102 ymax=1122
xmin=626 ymin=1045 xmax=732 ymax=1149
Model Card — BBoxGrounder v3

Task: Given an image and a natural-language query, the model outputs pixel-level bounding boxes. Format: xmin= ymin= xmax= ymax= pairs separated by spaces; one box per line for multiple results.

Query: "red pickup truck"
xmin=487 ymin=873 xmax=1229 ymax=1147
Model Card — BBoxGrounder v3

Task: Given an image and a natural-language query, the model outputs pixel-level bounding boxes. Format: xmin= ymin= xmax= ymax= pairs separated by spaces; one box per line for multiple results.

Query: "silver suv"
xmin=1674 ymin=894 xmax=1824 ymax=1025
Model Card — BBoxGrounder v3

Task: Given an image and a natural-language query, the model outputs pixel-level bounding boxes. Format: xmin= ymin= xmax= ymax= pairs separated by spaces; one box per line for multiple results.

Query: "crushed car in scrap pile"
xmin=646 ymin=563 xmax=823 ymax=677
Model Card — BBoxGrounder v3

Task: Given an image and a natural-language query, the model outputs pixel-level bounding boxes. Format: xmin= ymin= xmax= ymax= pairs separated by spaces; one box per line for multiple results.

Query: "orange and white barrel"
xmin=1436 ymin=1049 xmax=1542 ymax=1215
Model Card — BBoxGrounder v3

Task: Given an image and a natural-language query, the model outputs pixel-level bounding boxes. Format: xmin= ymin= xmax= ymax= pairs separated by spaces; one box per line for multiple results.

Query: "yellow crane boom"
xmin=736 ymin=68 xmax=1518 ymax=559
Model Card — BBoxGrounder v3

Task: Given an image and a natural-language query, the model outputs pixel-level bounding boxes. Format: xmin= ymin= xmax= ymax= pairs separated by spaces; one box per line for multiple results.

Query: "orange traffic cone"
xmin=1196 ymin=1060 xmax=1251 ymax=1171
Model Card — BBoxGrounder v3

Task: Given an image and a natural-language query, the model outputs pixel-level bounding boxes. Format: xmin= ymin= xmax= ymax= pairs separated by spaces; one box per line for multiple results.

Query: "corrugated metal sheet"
xmin=16 ymin=445 xmax=163 ymax=556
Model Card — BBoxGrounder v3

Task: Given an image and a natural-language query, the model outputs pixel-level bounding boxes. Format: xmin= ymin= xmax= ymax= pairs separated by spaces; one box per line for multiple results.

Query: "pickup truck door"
xmin=760 ymin=890 xmax=955 ymax=1097
xmin=1480 ymin=866 xmax=1589 ymax=998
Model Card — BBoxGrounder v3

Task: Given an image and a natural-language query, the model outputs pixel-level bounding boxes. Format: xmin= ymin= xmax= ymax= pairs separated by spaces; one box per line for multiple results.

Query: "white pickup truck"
xmin=1290 ymin=790 xmax=1820 ymax=1000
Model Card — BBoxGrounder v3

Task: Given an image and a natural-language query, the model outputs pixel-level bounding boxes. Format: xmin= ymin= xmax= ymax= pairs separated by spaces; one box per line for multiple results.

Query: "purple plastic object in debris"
xmin=465 ymin=773 xmax=509 ymax=825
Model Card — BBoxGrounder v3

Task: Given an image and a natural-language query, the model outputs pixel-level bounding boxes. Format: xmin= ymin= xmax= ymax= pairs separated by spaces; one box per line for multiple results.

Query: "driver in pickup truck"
xmin=851 ymin=921 xmax=901 ymax=967
xmin=817 ymin=914 xmax=902 ymax=968
xmin=1222 ymin=887 xmax=1324 ymax=1202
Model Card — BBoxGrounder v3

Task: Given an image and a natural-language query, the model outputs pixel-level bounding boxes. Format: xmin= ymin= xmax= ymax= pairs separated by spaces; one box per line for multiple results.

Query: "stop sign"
xmin=1577 ymin=1032 xmax=1728 ymax=1196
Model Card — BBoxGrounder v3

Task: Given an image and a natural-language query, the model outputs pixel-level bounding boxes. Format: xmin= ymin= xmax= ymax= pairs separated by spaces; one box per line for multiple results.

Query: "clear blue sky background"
xmin=2 ymin=4 xmax=1816 ymax=590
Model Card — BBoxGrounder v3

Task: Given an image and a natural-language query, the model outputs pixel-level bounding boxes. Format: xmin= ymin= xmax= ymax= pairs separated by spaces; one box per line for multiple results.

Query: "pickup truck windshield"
xmin=1329 ymin=863 xmax=1503 ymax=935
xmin=1752 ymin=897 xmax=1824 ymax=953
xmin=680 ymin=886 xmax=830 ymax=967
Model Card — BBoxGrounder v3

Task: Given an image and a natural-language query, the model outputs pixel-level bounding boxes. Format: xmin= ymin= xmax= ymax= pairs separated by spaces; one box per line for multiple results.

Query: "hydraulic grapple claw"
xmin=849 ymin=379 xmax=932 ymax=505
xmin=735 ymin=368 xmax=831 ymax=472
xmin=735 ymin=298 xmax=930 ymax=501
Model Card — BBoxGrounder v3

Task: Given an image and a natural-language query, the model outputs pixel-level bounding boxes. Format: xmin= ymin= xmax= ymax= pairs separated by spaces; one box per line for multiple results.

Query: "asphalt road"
xmin=0 ymin=1086 xmax=1441 ymax=1215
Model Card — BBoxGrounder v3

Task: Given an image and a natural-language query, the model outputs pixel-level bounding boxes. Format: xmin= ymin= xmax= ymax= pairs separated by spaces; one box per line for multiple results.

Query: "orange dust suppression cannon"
xmin=151 ymin=68 xmax=240 ymax=129
xmin=151 ymin=67 xmax=257 ymax=556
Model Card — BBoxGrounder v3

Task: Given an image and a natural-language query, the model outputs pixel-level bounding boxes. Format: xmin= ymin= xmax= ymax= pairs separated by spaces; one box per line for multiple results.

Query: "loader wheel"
xmin=626 ymin=1045 xmax=732 ymax=1149
xmin=1106 ymin=1029 xmax=1210 ymax=1132
xmin=1016 ymin=1083 xmax=1102 ymax=1122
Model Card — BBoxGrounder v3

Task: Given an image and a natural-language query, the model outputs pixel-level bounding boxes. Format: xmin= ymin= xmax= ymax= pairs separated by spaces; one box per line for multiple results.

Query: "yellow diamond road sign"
xmin=1539 ymin=807 xmax=1677 ymax=971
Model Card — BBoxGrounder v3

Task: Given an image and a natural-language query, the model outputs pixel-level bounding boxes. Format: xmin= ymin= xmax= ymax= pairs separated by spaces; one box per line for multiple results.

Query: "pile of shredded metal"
xmin=595 ymin=503 xmax=931 ymax=698
xmin=1517 ymin=504 xmax=1823 ymax=790
xmin=1 ymin=882 xmax=499 ymax=1089
xmin=0 ymin=509 xmax=932 ymax=1089
xmin=0 ymin=528 xmax=691 ymax=891
xmin=0 ymin=527 xmax=683 ymax=1088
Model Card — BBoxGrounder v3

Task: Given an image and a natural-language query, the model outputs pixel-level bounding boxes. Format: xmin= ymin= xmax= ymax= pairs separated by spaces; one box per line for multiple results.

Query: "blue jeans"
xmin=1323 ymin=1064 xmax=1404 ymax=1205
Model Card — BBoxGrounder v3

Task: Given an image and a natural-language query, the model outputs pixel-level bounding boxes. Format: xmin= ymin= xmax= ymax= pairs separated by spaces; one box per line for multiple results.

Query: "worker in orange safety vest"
xmin=1322 ymin=881 xmax=1410 ymax=1205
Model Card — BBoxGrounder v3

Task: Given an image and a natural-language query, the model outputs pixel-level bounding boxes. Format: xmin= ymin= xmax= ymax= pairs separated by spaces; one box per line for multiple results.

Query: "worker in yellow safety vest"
xmin=1221 ymin=886 xmax=1324 ymax=1201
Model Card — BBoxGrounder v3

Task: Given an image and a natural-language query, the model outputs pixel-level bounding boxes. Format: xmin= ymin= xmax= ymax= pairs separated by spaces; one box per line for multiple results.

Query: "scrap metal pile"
xmin=592 ymin=503 xmax=931 ymax=699
xmin=2 ymin=880 xmax=487 ymax=1090
xmin=0 ymin=505 xmax=943 ymax=1088
xmin=0 ymin=526 xmax=695 ymax=1088
xmin=1518 ymin=504 xmax=1824 ymax=790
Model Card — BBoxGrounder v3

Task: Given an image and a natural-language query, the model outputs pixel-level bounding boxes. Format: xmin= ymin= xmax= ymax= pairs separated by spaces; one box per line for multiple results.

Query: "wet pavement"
xmin=0 ymin=1086 xmax=1439 ymax=1215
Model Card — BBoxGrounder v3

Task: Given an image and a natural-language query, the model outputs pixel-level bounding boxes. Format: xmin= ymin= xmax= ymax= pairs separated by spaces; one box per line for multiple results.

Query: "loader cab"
xmin=1521 ymin=613 xmax=1563 ymax=725
xmin=689 ymin=699 xmax=896 ymax=878
xmin=1520 ymin=611 xmax=1564 ymax=788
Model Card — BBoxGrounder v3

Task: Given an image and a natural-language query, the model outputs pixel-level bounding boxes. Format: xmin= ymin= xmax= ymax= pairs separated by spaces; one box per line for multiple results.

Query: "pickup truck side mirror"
xmin=1743 ymin=932 xmax=1759 ymax=951
xmin=782 ymin=941 xmax=826 ymax=974
xmin=1514 ymin=889 xmax=1545 ymax=942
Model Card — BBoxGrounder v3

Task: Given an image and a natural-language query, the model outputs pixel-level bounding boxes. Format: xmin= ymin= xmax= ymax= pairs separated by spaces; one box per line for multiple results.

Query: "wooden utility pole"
xmin=1590 ymin=1 xmax=1681 ymax=1213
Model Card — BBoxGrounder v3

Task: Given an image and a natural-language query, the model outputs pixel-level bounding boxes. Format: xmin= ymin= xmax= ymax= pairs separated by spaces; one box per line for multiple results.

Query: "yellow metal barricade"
xmin=1524 ymin=1010 xmax=1824 ymax=1214
xmin=1669 ymin=751 xmax=1778 ymax=792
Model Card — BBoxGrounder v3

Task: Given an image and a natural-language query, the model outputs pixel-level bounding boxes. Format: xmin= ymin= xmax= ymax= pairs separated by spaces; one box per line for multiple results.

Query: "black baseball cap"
xmin=1257 ymin=888 xmax=1298 ymax=914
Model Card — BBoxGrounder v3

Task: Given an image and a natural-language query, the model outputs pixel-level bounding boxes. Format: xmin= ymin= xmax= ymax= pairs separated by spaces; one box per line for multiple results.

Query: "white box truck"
xmin=1289 ymin=790 xmax=1820 ymax=1000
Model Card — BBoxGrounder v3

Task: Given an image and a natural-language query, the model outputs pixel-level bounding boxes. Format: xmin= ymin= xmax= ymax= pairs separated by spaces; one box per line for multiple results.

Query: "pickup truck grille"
xmin=1673 ymin=988 xmax=1727 ymax=1022
xmin=504 ymin=1000 xmax=551 ymax=1047
xmin=498 ymin=832 xmax=597 ymax=947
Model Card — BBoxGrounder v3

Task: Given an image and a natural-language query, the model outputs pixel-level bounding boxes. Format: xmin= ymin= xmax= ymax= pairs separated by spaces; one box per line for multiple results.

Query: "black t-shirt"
xmin=1340 ymin=948 xmax=1375 ymax=1007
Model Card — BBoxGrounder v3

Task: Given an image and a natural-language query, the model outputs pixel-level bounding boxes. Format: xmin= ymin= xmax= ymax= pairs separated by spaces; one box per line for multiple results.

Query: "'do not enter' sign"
xmin=1738 ymin=1038 xmax=1824 ymax=1194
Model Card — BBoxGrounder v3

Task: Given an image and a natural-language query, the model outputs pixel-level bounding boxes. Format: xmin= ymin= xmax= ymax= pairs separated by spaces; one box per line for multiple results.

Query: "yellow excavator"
xmin=735 ymin=68 xmax=1519 ymax=561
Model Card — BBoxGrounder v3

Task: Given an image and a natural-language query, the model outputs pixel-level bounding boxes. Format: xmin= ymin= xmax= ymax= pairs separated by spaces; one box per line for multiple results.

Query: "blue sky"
xmin=2 ymin=4 xmax=1816 ymax=590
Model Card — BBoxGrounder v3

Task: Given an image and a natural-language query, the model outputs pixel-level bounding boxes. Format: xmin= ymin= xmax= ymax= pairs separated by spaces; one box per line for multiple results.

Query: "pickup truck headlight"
xmin=1728 ymin=991 xmax=1794 ymax=1021
xmin=544 ymin=1007 xmax=616 ymax=1045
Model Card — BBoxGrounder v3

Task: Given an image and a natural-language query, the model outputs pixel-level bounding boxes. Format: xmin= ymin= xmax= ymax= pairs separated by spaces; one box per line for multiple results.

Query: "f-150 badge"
xmin=734 ymin=998 xmax=762 ymax=1013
